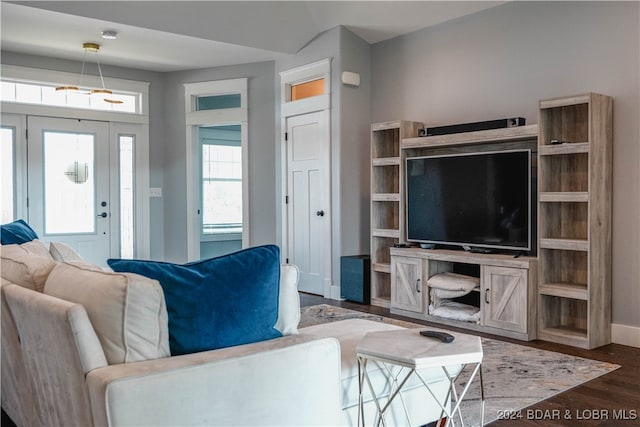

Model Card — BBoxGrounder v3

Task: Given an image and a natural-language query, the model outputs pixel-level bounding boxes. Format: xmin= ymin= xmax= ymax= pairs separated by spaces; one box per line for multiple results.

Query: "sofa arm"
xmin=86 ymin=334 xmax=341 ymax=427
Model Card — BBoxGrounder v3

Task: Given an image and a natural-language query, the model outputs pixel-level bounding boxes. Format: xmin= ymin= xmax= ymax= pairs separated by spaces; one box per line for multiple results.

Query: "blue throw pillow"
xmin=107 ymin=245 xmax=282 ymax=356
xmin=1 ymin=219 xmax=39 ymax=245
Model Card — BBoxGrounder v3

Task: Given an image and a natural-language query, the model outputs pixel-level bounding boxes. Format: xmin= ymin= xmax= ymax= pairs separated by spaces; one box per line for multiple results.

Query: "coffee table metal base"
xmin=356 ymin=329 xmax=485 ymax=427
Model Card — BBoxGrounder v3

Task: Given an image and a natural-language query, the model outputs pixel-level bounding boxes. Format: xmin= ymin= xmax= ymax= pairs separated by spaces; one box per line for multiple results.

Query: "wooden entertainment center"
xmin=369 ymin=93 xmax=612 ymax=348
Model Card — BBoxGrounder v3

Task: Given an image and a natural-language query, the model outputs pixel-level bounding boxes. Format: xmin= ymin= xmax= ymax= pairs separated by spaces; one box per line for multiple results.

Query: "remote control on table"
xmin=419 ymin=330 xmax=455 ymax=343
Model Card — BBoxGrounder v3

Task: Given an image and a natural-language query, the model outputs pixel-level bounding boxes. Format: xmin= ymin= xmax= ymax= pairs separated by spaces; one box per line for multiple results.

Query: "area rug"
xmin=300 ymin=304 xmax=620 ymax=426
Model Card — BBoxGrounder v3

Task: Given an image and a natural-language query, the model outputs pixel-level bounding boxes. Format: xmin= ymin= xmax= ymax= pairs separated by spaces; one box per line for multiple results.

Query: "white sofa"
xmin=1 ymin=241 xmax=341 ymax=426
xmin=1 ymin=239 xmax=454 ymax=426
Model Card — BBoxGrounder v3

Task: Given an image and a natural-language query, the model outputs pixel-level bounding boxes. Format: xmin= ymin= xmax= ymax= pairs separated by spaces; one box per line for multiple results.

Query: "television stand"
xmin=390 ymin=247 xmax=537 ymax=341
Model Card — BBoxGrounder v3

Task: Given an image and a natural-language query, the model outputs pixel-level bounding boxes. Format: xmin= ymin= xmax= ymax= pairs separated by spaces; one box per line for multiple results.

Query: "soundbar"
xmin=418 ymin=117 xmax=525 ymax=137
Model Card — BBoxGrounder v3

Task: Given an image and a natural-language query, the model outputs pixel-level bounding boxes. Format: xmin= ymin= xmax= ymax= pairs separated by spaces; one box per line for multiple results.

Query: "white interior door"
xmin=286 ymin=111 xmax=330 ymax=295
xmin=27 ymin=116 xmax=111 ymax=265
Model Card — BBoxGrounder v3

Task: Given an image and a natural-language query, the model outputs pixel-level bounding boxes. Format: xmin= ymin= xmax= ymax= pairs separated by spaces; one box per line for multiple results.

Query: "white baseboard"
xmin=328 ymin=284 xmax=343 ymax=301
xmin=612 ymin=323 xmax=640 ymax=348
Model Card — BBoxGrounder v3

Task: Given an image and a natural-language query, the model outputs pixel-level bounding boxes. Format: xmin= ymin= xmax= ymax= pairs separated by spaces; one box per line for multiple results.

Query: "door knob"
xmin=101 ymin=201 xmax=107 ymax=207
xmin=316 ymin=210 xmax=325 ymax=217
xmin=97 ymin=212 xmax=108 ymax=218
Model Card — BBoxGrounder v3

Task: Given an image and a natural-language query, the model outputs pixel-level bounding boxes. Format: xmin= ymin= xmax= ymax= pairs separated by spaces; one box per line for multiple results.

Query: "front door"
xmin=27 ymin=116 xmax=111 ymax=265
xmin=286 ymin=111 xmax=329 ymax=295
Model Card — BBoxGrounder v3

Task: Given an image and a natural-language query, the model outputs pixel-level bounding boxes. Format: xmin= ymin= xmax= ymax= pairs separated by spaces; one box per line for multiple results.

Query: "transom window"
xmin=197 ymin=94 xmax=241 ymax=111
xmin=1 ymin=81 xmax=137 ymax=113
xmin=290 ymin=78 xmax=325 ymax=101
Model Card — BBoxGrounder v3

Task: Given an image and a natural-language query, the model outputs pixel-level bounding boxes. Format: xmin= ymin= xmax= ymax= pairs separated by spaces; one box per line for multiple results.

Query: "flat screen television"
xmin=406 ymin=149 xmax=532 ymax=253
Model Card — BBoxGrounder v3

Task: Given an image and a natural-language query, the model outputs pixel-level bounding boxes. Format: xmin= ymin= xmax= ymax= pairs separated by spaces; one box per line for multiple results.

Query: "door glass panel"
xmin=119 ymin=135 xmax=135 ymax=258
xmin=43 ymin=131 xmax=95 ymax=234
xmin=1 ymin=126 xmax=15 ymax=223
xmin=291 ymin=78 xmax=324 ymax=101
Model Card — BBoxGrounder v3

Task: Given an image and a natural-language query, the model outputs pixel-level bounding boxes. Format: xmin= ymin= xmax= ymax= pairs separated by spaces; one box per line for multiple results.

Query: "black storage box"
xmin=340 ymin=255 xmax=371 ymax=304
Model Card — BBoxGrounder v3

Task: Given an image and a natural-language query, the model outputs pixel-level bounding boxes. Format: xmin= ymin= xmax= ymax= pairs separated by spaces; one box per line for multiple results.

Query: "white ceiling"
xmin=1 ymin=1 xmax=505 ymax=72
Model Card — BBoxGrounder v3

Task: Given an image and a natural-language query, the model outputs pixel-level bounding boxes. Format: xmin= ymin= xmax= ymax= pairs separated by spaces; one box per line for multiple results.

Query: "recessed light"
xmin=101 ymin=30 xmax=118 ymax=40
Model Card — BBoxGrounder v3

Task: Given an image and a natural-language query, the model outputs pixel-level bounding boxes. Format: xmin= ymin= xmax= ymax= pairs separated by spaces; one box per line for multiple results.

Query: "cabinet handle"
xmin=416 ymin=278 xmax=421 ymax=293
xmin=485 ymin=288 xmax=490 ymax=304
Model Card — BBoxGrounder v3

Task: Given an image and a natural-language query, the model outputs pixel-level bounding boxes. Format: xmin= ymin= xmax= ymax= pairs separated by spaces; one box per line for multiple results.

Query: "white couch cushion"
xmin=275 ymin=264 xmax=301 ymax=336
xmin=18 ymin=239 xmax=52 ymax=258
xmin=1 ymin=245 xmax=57 ymax=292
xmin=44 ymin=262 xmax=170 ymax=364
xmin=49 ymin=241 xmax=85 ymax=262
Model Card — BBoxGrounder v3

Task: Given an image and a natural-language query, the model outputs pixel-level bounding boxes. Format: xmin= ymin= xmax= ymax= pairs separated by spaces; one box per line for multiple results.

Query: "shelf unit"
xmin=537 ymin=93 xmax=612 ymax=349
xmin=370 ymin=120 xmax=422 ymax=307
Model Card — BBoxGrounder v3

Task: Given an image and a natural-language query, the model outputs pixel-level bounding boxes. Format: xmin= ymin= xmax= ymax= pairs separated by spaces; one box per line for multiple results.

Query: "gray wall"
xmin=371 ymin=1 xmax=640 ymax=328
xmin=0 ymin=51 xmax=167 ymax=260
xmin=339 ymin=27 xmax=372 ymax=257
xmin=162 ymin=61 xmax=277 ymax=262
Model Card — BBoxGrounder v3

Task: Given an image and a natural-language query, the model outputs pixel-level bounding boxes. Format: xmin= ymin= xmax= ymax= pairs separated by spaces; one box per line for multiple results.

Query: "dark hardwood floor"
xmin=301 ymin=293 xmax=640 ymax=427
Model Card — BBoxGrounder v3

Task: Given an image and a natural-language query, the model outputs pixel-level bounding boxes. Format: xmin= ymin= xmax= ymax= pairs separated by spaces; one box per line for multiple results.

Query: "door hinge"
xmin=25 ymin=129 xmax=28 ymax=139
xmin=285 ymin=195 xmax=289 ymax=204
xmin=285 ymin=132 xmax=288 ymax=141
xmin=286 ymin=258 xmax=289 ymax=264
xmin=26 ymin=197 xmax=29 ymax=208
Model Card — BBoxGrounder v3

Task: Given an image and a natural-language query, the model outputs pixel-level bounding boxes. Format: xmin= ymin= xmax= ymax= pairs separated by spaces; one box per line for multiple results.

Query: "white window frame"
xmin=1 ymin=65 xmax=148 ymax=122
xmin=0 ymin=113 xmax=27 ymax=221
xmin=184 ymin=78 xmax=248 ymax=261
xmin=111 ymin=123 xmax=150 ymax=258
xmin=0 ymin=65 xmax=151 ymax=259
xmin=200 ymin=126 xmax=243 ymax=240
xmin=280 ymin=59 xmax=331 ymax=117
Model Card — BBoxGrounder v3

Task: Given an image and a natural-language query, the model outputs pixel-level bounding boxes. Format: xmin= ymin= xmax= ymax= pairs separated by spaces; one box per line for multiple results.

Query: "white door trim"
xmin=110 ymin=122 xmax=150 ymax=259
xmin=280 ymin=58 xmax=333 ymax=297
xmin=184 ymin=78 xmax=249 ymax=261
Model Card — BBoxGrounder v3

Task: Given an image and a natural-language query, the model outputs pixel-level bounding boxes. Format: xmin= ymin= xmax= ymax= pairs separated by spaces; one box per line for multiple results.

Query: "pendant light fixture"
xmin=56 ymin=41 xmax=123 ymax=104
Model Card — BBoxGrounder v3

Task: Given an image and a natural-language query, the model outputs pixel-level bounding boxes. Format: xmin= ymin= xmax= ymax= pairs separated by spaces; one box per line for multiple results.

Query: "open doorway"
xmin=184 ymin=78 xmax=249 ymax=261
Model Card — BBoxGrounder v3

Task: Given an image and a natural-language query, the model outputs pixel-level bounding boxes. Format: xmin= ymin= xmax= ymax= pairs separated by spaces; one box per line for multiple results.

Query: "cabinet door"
xmin=481 ymin=266 xmax=528 ymax=333
xmin=391 ymin=256 xmax=424 ymax=313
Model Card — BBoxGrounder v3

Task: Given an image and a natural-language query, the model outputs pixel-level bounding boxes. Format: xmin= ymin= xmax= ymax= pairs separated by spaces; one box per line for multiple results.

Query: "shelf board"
xmin=372 ymin=262 xmax=391 ymax=274
xmin=540 ymin=238 xmax=589 ymax=251
xmin=390 ymin=247 xmax=537 ymax=269
xmin=402 ymin=124 xmax=538 ymax=150
xmin=539 ymin=142 xmax=589 ymax=156
xmin=372 ymin=228 xmax=400 ymax=238
xmin=539 ymin=192 xmax=589 ymax=203
xmin=539 ymin=282 xmax=588 ymax=300
xmin=371 ymin=120 xmax=402 ymax=132
xmin=372 ymin=157 xmax=400 ymax=166
xmin=539 ymin=94 xmax=591 ymax=109
xmin=371 ymin=193 xmax=400 ymax=202
xmin=538 ymin=326 xmax=588 ymax=345
xmin=370 ymin=296 xmax=391 ymax=308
